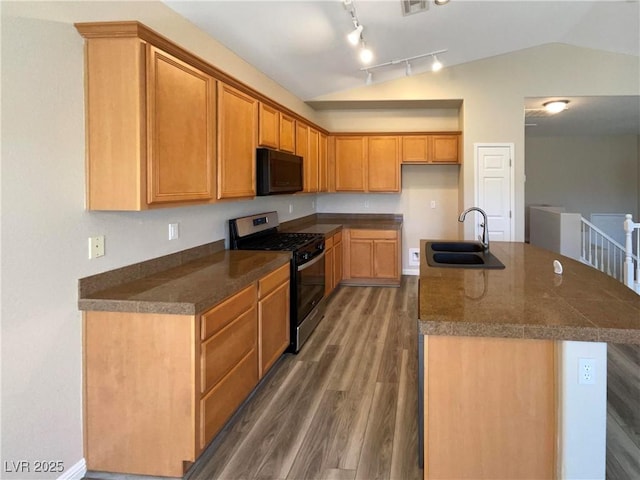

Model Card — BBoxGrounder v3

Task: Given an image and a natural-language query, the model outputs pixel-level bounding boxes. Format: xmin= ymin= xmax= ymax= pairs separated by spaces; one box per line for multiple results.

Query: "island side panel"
xmin=423 ymin=335 xmax=556 ymax=480
xmin=84 ymin=311 xmax=197 ymax=477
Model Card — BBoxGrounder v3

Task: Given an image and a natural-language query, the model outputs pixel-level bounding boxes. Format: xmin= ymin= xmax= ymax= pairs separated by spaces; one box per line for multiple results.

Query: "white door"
xmin=475 ymin=144 xmax=514 ymax=241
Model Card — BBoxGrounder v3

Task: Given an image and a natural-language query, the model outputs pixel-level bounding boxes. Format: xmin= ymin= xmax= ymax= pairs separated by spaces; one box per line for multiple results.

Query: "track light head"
xmin=365 ymin=71 xmax=373 ymax=85
xmin=431 ymin=54 xmax=442 ymax=72
xmin=359 ymin=43 xmax=373 ymax=64
xmin=347 ymin=24 xmax=363 ymax=45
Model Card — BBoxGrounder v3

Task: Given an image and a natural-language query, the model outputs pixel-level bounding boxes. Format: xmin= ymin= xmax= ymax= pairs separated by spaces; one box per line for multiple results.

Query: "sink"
xmin=430 ymin=241 xmax=484 ymax=253
xmin=425 ymin=241 xmax=505 ymax=269
xmin=432 ymin=252 xmax=485 ymax=265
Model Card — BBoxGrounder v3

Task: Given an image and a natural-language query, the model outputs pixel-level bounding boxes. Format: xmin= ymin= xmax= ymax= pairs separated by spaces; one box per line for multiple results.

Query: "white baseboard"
xmin=403 ymin=268 xmax=419 ymax=276
xmin=58 ymin=458 xmax=86 ymax=480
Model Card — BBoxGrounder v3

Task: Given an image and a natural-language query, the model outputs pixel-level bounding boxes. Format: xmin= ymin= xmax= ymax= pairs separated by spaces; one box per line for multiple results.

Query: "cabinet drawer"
xmin=258 ymin=263 xmax=289 ymax=298
xmin=201 ymin=306 xmax=257 ymax=394
xmin=200 ymin=348 xmax=258 ymax=449
xmin=349 ymin=229 xmax=398 ymax=240
xmin=201 ymin=284 xmax=256 ymax=341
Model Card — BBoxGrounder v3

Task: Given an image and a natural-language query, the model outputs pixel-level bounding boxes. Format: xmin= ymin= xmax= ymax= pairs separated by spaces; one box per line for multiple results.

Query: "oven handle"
xmin=297 ymin=251 xmax=325 ymax=272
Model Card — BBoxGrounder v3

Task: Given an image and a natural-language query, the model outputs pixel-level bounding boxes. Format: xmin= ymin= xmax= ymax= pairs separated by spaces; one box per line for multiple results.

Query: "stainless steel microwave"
xmin=256 ymin=148 xmax=304 ymax=195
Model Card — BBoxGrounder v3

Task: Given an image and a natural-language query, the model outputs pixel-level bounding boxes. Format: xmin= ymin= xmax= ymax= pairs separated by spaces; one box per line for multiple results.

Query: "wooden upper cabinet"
xmin=147 ymin=46 xmax=216 ymax=204
xmin=78 ymin=28 xmax=217 ymax=210
xmin=334 ymin=136 xmax=367 ymax=192
xmin=318 ymin=133 xmax=328 ymax=192
xmin=217 ymin=83 xmax=258 ymax=199
xmin=280 ymin=113 xmax=296 ymax=153
xmin=258 ymin=103 xmax=279 ymax=149
xmin=401 ymin=134 xmax=460 ymax=164
xmin=368 ymin=136 xmax=400 ymax=192
xmin=431 ymin=134 xmax=460 ymax=163
xmin=306 ymin=128 xmax=320 ymax=193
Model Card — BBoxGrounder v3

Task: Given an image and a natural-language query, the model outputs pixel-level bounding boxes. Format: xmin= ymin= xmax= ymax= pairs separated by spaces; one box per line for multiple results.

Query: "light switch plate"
xmin=409 ymin=247 xmax=420 ymax=266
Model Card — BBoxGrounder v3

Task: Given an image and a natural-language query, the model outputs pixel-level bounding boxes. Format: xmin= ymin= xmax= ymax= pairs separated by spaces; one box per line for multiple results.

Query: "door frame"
xmin=473 ymin=143 xmax=516 ymax=242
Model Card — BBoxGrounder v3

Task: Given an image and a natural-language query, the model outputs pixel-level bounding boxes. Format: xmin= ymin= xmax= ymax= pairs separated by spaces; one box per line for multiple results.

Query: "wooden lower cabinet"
xmin=83 ymin=266 xmax=290 ymax=477
xmin=342 ymin=228 xmax=401 ymax=286
xmin=258 ymin=263 xmax=290 ymax=376
xmin=422 ymin=335 xmax=556 ymax=479
xmin=324 ymin=230 xmax=343 ymax=296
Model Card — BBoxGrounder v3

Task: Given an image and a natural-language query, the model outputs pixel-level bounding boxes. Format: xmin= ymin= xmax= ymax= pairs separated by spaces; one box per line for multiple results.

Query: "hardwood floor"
xmin=186 ymin=277 xmax=421 ymax=480
xmin=84 ymin=276 xmax=639 ymax=480
xmin=606 ymin=343 xmax=640 ymax=479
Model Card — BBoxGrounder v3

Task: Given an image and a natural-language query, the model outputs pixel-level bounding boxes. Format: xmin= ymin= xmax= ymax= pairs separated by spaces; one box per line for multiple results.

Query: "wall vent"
xmin=401 ymin=0 xmax=429 ymax=16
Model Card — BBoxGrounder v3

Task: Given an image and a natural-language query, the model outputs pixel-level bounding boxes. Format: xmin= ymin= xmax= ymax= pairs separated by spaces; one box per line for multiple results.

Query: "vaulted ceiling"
xmin=164 ymin=0 xmax=640 ymax=135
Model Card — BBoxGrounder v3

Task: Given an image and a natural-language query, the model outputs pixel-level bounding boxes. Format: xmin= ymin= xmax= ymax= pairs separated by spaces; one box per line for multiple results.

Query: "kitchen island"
xmin=418 ymin=241 xmax=639 ymax=480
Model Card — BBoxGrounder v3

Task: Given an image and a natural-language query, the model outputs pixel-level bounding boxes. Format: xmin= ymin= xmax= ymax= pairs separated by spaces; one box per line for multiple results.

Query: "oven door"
xmin=296 ymin=252 xmax=325 ymax=325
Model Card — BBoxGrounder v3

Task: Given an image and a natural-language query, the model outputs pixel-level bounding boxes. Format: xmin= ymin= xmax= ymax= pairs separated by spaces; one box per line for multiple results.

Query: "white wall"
xmin=525 ymin=135 xmax=639 ymax=218
xmin=0 ymin=3 xmax=318 ymax=477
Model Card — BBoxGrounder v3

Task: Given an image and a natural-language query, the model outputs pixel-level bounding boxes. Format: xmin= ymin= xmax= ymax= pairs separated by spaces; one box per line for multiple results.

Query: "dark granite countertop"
xmin=281 ymin=213 xmax=402 ymax=236
xmin=79 ymin=242 xmax=290 ymax=315
xmin=419 ymin=241 xmax=640 ymax=344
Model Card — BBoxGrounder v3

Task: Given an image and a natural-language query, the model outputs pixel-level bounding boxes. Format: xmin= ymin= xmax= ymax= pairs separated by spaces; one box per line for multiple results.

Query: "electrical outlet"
xmin=289 ymin=203 xmax=293 ymax=214
xmin=430 ymin=200 xmax=436 ymax=209
xmin=88 ymin=235 xmax=105 ymax=259
xmin=168 ymin=223 xmax=180 ymax=240
xmin=578 ymin=358 xmax=596 ymax=385
xmin=364 ymin=200 xmax=370 ymax=209
xmin=409 ymin=247 xmax=420 ymax=266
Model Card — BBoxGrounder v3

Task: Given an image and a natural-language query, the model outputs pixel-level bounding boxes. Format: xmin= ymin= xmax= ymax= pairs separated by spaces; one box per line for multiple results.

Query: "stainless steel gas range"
xmin=229 ymin=211 xmax=325 ymax=352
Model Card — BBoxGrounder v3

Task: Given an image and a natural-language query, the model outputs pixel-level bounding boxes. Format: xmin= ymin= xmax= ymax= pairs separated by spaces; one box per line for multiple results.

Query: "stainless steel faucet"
xmin=458 ymin=207 xmax=490 ymax=252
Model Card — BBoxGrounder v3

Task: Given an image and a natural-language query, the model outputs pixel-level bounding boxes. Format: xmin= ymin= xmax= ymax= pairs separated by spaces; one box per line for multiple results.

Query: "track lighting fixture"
xmin=434 ymin=0 xmax=450 ymax=5
xmin=360 ymin=49 xmax=447 ymax=84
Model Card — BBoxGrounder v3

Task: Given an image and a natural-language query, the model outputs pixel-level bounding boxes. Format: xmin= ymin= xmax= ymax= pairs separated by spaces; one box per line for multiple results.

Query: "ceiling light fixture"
xmin=434 ymin=0 xmax=450 ymax=5
xmin=543 ymin=100 xmax=570 ymax=114
xmin=360 ymin=49 xmax=447 ymax=84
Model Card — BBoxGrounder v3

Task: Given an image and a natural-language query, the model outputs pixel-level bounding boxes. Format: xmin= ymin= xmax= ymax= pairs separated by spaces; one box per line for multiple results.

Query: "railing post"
xmin=624 ymin=214 xmax=634 ymax=289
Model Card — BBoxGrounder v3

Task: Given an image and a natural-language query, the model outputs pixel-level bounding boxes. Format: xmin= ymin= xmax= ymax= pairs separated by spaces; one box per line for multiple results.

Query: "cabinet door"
xmin=217 ymin=83 xmax=258 ymax=199
xmin=335 ymin=136 xmax=367 ymax=192
xmin=318 ymin=133 xmax=328 ymax=192
xmin=431 ymin=134 xmax=460 ymax=163
xmin=401 ymin=136 xmax=429 ymax=163
xmin=324 ymin=236 xmax=334 ymax=296
xmin=333 ymin=237 xmax=343 ymax=288
xmin=147 ymin=46 xmax=216 ymax=204
xmin=295 ymin=122 xmax=309 ymax=160
xmin=258 ymin=103 xmax=279 ymax=149
xmin=259 ymin=279 xmax=290 ymax=377
xmin=280 ymin=113 xmax=296 ymax=153
xmin=368 ymin=136 xmax=400 ymax=192
xmin=306 ymin=128 xmax=320 ymax=192
xmin=349 ymin=239 xmax=374 ymax=278
xmin=373 ymin=240 xmax=398 ymax=279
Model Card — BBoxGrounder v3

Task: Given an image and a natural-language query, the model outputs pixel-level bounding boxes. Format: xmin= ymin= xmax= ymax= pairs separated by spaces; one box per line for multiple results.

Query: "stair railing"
xmin=580 ymin=217 xmax=631 ymax=284
xmin=623 ymin=214 xmax=640 ymax=292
